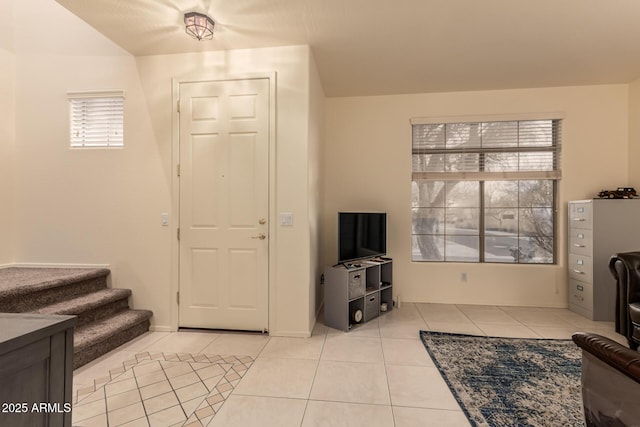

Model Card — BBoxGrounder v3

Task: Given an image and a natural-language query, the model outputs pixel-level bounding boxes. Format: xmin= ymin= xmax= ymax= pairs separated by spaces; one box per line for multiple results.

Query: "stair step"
xmin=34 ymin=288 xmax=132 ymax=326
xmin=74 ymin=309 xmax=153 ymax=369
xmin=1 ymin=267 xmax=154 ymax=368
xmin=0 ymin=267 xmax=109 ymax=312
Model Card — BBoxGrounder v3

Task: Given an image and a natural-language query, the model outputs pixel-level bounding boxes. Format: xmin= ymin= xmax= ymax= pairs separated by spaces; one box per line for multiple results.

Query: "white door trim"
xmin=170 ymin=72 xmax=277 ymax=332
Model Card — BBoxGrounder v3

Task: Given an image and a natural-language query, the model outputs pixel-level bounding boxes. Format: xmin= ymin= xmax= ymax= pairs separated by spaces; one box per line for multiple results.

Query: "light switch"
xmin=279 ymin=212 xmax=293 ymax=226
xmin=161 ymin=213 xmax=169 ymax=226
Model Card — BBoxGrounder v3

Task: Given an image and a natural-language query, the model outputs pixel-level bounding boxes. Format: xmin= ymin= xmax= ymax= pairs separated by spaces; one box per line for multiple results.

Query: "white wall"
xmin=10 ymin=0 xmax=320 ymax=337
xmin=0 ymin=46 xmax=16 ymax=265
xmin=15 ymin=52 xmax=172 ymax=317
xmin=12 ymin=0 xmax=170 ymax=324
xmin=629 ymin=76 xmax=640 ymax=188
xmin=135 ymin=45 xmax=317 ymax=336
xmin=308 ymin=52 xmax=325 ymax=328
xmin=323 ymin=85 xmax=629 ymax=308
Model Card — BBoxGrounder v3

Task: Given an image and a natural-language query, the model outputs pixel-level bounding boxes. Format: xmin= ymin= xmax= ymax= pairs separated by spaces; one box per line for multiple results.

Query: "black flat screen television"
xmin=338 ymin=212 xmax=387 ymax=263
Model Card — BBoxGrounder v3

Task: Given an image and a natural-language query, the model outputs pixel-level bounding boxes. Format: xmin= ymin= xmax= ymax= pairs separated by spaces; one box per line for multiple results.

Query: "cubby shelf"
xmin=323 ymin=258 xmax=393 ymax=331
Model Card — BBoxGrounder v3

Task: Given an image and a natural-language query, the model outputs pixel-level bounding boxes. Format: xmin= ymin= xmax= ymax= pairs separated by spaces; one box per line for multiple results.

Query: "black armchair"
xmin=572 ymin=332 xmax=640 ymax=426
xmin=609 ymin=252 xmax=640 ymax=350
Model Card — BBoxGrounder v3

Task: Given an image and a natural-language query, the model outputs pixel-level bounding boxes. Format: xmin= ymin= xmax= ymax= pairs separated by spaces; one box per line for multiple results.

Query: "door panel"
xmin=229 ymin=249 xmax=258 ymax=308
xmin=191 ymin=134 xmax=220 ymax=226
xmin=191 ymin=249 xmax=219 ymax=308
xmin=179 ymin=78 xmax=269 ymax=331
xmin=229 ymin=133 xmax=258 ymax=226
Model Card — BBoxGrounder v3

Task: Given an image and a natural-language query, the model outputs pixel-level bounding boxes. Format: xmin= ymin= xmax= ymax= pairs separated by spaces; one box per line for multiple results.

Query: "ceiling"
xmin=55 ymin=0 xmax=640 ymax=97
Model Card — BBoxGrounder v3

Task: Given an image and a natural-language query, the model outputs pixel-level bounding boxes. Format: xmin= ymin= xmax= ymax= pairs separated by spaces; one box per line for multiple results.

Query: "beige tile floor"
xmin=72 ymin=303 xmax=622 ymax=427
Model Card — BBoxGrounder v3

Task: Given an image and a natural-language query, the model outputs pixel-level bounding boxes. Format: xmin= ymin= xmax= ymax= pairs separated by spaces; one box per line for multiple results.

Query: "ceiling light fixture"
xmin=184 ymin=12 xmax=215 ymax=41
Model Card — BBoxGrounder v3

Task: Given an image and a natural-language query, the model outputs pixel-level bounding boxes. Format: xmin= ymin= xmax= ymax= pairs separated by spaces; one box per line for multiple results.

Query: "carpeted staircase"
xmin=0 ymin=267 xmax=152 ymax=369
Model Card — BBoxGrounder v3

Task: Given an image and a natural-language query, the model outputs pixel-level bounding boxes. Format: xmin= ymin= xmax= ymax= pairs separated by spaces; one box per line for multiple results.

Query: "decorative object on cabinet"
xmin=597 ymin=187 xmax=637 ymax=199
xmin=324 ymin=258 xmax=393 ymax=331
xmin=568 ymin=199 xmax=640 ymax=320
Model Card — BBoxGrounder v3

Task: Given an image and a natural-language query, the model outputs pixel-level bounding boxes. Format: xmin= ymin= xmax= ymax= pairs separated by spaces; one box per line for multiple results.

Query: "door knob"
xmin=252 ymin=233 xmax=266 ymax=240
xmin=258 ymin=218 xmax=267 ymax=225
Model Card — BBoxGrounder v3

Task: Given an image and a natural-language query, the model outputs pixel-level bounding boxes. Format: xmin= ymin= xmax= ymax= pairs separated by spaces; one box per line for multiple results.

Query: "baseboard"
xmin=149 ymin=325 xmax=173 ymax=332
xmin=269 ymin=330 xmax=312 ymax=338
xmin=0 ymin=264 xmax=15 ymax=269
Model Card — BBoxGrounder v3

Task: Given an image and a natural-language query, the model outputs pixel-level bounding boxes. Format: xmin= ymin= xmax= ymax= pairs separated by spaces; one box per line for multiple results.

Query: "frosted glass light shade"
xmin=184 ymin=12 xmax=215 ymax=41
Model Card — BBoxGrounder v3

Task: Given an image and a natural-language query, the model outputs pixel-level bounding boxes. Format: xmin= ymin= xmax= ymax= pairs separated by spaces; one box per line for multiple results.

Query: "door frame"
xmin=170 ymin=72 xmax=277 ymax=332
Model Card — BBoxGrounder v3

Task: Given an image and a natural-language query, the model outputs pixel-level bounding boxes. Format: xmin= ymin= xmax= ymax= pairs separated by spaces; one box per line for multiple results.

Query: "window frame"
xmin=67 ymin=90 xmax=125 ymax=149
xmin=411 ymin=114 xmax=562 ymax=264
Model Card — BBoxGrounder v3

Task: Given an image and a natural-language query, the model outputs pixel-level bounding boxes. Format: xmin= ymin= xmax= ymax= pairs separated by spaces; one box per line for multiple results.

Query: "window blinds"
xmin=68 ymin=91 xmax=125 ymax=148
xmin=411 ymin=118 xmax=561 ymax=181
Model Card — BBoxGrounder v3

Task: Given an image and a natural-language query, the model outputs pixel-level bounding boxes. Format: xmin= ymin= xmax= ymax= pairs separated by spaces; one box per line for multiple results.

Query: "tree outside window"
xmin=411 ymin=118 xmax=560 ymax=264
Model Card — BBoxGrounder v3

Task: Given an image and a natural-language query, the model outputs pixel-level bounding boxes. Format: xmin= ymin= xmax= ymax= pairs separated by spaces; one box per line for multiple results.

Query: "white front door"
xmin=178 ymin=78 xmax=269 ymax=331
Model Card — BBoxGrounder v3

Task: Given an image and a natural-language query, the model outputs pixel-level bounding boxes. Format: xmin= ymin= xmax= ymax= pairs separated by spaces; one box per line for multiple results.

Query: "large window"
xmin=411 ymin=117 xmax=561 ymax=264
xmin=68 ymin=90 xmax=124 ymax=148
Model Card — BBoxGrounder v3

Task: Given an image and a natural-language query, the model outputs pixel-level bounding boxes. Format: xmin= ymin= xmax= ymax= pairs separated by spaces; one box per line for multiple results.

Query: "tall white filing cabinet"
xmin=568 ymin=199 xmax=640 ymax=320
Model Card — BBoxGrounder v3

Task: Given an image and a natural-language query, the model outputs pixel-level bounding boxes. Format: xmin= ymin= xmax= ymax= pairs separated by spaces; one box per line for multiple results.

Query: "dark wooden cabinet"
xmin=0 ymin=313 xmax=76 ymax=427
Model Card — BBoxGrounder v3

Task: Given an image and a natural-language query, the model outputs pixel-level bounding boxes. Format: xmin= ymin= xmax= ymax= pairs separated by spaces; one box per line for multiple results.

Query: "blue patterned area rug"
xmin=419 ymin=331 xmax=584 ymax=427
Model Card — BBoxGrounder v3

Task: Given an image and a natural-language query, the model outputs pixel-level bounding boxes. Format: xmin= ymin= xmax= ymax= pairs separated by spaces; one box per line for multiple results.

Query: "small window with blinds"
xmin=411 ymin=117 xmax=561 ymax=264
xmin=68 ymin=90 xmax=124 ymax=148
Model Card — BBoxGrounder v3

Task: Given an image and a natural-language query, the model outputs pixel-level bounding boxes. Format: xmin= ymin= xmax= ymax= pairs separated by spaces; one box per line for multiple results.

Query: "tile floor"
xmin=72 ymin=303 xmax=622 ymax=427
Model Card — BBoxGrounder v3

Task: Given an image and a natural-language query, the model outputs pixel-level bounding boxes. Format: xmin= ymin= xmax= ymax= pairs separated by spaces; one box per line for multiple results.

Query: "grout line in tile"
xmin=299 ymin=326 xmax=329 ymax=426
xmin=130 ymin=355 xmax=151 ymax=423
xmin=380 ymin=333 xmax=394 ymax=417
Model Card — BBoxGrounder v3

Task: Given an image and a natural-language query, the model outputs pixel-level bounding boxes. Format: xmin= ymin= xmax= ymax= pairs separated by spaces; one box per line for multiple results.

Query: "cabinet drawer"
xmin=348 ymin=271 xmax=365 ymax=299
xmin=569 ymin=279 xmax=593 ymax=311
xmin=568 ymin=202 xmax=592 ymax=229
xmin=568 ymin=228 xmax=593 ymax=256
xmin=568 ymin=253 xmax=593 ymax=283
